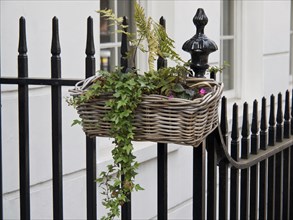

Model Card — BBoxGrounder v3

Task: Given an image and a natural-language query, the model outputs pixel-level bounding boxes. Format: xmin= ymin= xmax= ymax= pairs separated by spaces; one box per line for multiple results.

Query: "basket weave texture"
xmin=70 ymin=76 xmax=223 ymax=147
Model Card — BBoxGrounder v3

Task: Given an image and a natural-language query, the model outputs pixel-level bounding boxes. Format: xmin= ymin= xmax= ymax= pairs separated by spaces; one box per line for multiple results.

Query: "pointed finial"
xmin=182 ymin=8 xmax=217 ymax=77
xmin=18 ymin=17 xmax=27 ymax=54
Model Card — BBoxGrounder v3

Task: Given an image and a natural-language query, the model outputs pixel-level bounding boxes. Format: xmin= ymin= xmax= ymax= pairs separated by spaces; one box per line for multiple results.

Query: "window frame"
xmin=220 ymin=0 xmax=242 ymax=99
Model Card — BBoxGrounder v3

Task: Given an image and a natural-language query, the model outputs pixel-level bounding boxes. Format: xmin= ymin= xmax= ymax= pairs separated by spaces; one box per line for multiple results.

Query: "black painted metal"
xmin=206 ymin=135 xmax=217 ymax=220
xmin=0 ymin=77 xmax=80 ymax=86
xmin=2 ymin=13 xmax=293 ymax=220
xmin=120 ymin=16 xmax=131 ymax=220
xmin=230 ymin=102 xmax=239 ymax=220
xmin=182 ymin=8 xmax=217 ymax=77
xmin=284 ymin=90 xmax=290 ymax=138
xmin=282 ymin=147 xmax=290 ymax=220
xmin=121 ymin=16 xmax=128 ymax=73
xmin=193 ymin=144 xmax=205 ymax=220
xmin=0 ymin=83 xmax=2 ymax=220
xmin=275 ymin=93 xmax=283 ymax=219
xmin=85 ymin=16 xmax=97 ymax=220
xmin=51 ymin=17 xmax=63 ymax=220
xmin=290 ymin=145 xmax=293 ymax=219
xmin=259 ymin=97 xmax=268 ymax=220
xmin=268 ymin=94 xmax=276 ymax=220
xmin=276 ymin=93 xmax=283 ymax=142
xmin=157 ymin=16 xmax=168 ymax=220
xmin=240 ymin=103 xmax=249 ymax=220
xmin=250 ymin=100 xmax=258 ymax=220
xmin=219 ymin=97 xmax=228 ymax=220
xmin=18 ymin=17 xmax=31 ymax=220
xmin=269 ymin=95 xmax=276 ymax=146
xmin=282 ymin=91 xmax=290 ymax=220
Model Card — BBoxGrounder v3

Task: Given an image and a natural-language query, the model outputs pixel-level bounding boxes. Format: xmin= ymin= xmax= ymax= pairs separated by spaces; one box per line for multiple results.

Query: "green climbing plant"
xmin=68 ymin=2 xmax=226 ymax=220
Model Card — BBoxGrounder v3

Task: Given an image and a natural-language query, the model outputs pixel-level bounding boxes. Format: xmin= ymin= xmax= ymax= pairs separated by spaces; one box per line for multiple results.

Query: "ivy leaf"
xmin=71 ymin=119 xmax=81 ymax=126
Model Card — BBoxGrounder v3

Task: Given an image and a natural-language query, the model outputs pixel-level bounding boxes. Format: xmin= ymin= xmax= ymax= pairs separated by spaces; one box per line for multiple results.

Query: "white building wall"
xmin=0 ymin=0 xmax=292 ymax=219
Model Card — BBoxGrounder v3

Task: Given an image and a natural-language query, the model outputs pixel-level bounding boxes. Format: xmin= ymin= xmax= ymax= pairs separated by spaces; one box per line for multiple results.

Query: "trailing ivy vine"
xmin=68 ymin=2 xmax=226 ymax=220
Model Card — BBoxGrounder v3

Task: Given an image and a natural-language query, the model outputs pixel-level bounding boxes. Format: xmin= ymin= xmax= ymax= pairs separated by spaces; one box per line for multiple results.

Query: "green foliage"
xmin=68 ymin=2 xmax=226 ymax=220
xmin=98 ymin=1 xmax=184 ymax=71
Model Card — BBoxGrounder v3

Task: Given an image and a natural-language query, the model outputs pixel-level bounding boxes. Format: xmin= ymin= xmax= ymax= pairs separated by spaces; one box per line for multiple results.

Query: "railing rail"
xmin=0 ymin=14 xmax=292 ymax=220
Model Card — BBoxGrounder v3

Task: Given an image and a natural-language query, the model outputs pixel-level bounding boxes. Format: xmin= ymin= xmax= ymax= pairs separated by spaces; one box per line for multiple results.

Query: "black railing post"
xmin=18 ymin=16 xmax=31 ymax=220
xmin=259 ymin=97 xmax=268 ymax=220
xmin=230 ymin=102 xmax=239 ymax=220
xmin=193 ymin=143 xmax=205 ymax=220
xmin=51 ymin=16 xmax=63 ymax=220
xmin=268 ymin=95 xmax=276 ymax=220
xmin=157 ymin=16 xmax=168 ymax=220
xmin=282 ymin=90 xmax=290 ymax=220
xmin=206 ymin=133 xmax=217 ymax=220
xmin=219 ymin=96 xmax=228 ymax=220
xmin=120 ymin=16 xmax=131 ymax=220
xmin=250 ymin=100 xmax=259 ymax=220
xmin=240 ymin=102 xmax=249 ymax=220
xmin=85 ymin=16 xmax=97 ymax=220
xmin=275 ymin=93 xmax=283 ymax=220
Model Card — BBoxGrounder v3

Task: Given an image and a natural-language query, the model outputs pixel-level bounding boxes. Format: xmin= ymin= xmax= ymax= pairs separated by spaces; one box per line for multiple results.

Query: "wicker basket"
xmin=70 ymin=76 xmax=223 ymax=147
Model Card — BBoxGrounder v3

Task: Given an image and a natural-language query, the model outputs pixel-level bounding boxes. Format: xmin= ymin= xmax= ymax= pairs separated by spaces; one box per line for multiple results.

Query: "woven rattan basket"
xmin=70 ymin=76 xmax=223 ymax=147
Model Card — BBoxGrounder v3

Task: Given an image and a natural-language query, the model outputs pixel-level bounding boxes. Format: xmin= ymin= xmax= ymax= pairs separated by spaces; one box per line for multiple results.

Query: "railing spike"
xmin=86 ymin=16 xmax=95 ymax=56
xmin=18 ymin=17 xmax=27 ymax=54
xmin=157 ymin=16 xmax=167 ymax=69
xmin=241 ymin=102 xmax=249 ymax=160
xmin=121 ymin=16 xmax=128 ymax=73
xmin=284 ymin=90 xmax=290 ymax=138
xmin=260 ymin=97 xmax=267 ymax=150
xmin=276 ymin=93 xmax=283 ymax=142
xmin=51 ymin=17 xmax=61 ymax=55
xmin=269 ymin=95 xmax=276 ymax=146
xmin=231 ymin=103 xmax=238 ymax=141
xmin=241 ymin=102 xmax=249 ymax=138
xmin=251 ymin=100 xmax=259 ymax=135
xmin=220 ymin=96 xmax=228 ymax=144
xmin=251 ymin=100 xmax=259 ymax=155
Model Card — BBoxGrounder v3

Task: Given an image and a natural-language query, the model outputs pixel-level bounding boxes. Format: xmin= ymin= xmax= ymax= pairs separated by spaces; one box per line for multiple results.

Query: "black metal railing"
xmin=0 ymin=14 xmax=292 ymax=220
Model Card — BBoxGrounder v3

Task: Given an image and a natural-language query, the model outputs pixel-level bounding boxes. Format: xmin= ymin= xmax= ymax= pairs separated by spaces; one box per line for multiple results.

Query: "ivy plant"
xmin=68 ymin=2 xmax=226 ymax=220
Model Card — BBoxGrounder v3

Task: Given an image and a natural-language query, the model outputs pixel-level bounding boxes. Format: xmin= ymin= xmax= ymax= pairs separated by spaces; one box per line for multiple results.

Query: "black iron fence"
xmin=0 ymin=15 xmax=293 ymax=220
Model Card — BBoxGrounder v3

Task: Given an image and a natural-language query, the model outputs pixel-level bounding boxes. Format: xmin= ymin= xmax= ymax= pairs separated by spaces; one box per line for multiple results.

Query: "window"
xmin=220 ymin=0 xmax=236 ymax=91
xmin=100 ymin=0 xmax=134 ymax=71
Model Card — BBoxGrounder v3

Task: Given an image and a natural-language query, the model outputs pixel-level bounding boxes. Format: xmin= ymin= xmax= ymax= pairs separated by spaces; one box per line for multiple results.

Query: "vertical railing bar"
xmin=230 ymin=102 xmax=239 ymax=220
xmin=157 ymin=16 xmax=168 ymax=220
xmin=193 ymin=143 xmax=205 ymax=220
xmin=120 ymin=16 xmax=131 ymax=220
xmin=289 ymin=145 xmax=293 ymax=219
xmin=219 ymin=96 xmax=228 ymax=220
xmin=206 ymin=132 xmax=217 ymax=220
xmin=51 ymin=16 xmax=63 ymax=220
xmin=259 ymin=97 xmax=268 ymax=220
xmin=289 ymin=90 xmax=293 ymax=219
xmin=18 ymin=16 xmax=31 ymax=220
xmin=267 ymin=95 xmax=276 ymax=220
xmin=85 ymin=16 xmax=97 ymax=220
xmin=0 ymin=86 xmax=2 ymax=220
xmin=282 ymin=90 xmax=290 ymax=220
xmin=250 ymin=100 xmax=259 ymax=220
xmin=240 ymin=102 xmax=249 ymax=220
xmin=274 ymin=93 xmax=283 ymax=220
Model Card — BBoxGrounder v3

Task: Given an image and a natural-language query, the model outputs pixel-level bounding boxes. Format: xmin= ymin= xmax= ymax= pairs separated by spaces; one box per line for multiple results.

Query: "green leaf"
xmin=71 ymin=119 xmax=81 ymax=126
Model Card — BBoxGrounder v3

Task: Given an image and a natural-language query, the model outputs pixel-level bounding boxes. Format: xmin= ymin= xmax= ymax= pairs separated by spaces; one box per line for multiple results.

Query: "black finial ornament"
xmin=182 ymin=8 xmax=218 ymax=78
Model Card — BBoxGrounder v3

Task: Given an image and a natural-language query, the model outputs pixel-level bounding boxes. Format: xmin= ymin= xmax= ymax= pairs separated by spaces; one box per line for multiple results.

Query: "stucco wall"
xmin=1 ymin=0 xmax=292 ymax=219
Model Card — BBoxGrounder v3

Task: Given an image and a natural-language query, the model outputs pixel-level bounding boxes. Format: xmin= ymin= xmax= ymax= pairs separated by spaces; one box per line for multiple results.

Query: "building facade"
xmin=1 ymin=0 xmax=292 ymax=219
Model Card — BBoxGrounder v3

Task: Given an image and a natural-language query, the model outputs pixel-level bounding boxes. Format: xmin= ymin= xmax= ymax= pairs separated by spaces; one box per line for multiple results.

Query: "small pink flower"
xmin=168 ymin=94 xmax=174 ymax=99
xmin=199 ymin=88 xmax=206 ymax=95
